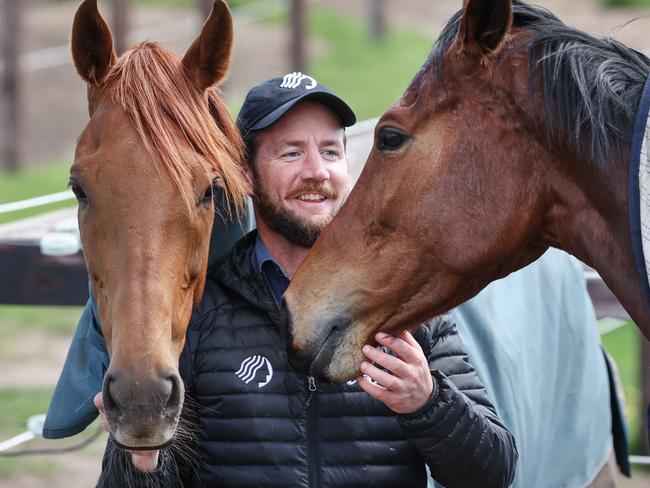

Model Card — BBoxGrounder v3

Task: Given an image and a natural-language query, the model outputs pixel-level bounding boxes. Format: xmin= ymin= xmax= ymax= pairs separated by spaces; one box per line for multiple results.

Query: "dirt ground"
xmin=4 ymin=0 xmax=650 ymax=486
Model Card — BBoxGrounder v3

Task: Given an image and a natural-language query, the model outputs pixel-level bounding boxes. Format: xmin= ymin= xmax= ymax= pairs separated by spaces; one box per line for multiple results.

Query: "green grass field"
xmin=0 ymin=161 xmax=74 ymax=225
xmin=600 ymin=322 xmax=644 ymax=453
xmin=602 ymin=0 xmax=650 ymax=7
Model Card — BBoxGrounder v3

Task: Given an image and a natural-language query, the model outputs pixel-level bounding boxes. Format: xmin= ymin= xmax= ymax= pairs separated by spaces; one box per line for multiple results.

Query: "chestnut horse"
xmin=286 ymin=0 xmax=650 ymax=381
xmin=70 ymin=0 xmax=246 ymax=448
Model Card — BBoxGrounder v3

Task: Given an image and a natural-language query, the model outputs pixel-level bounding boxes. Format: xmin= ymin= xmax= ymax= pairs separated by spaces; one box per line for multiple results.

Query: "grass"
xmin=602 ymin=0 xmax=650 ymax=7
xmin=600 ymin=321 xmax=645 ymax=453
xmin=0 ymin=388 xmax=57 ymax=478
xmin=270 ymin=7 xmax=433 ymax=121
xmin=0 ymin=161 xmax=75 ymax=225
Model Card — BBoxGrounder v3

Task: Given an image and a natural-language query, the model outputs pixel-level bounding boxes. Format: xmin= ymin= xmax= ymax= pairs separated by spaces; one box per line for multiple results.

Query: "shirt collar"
xmin=252 ymin=236 xmax=290 ymax=279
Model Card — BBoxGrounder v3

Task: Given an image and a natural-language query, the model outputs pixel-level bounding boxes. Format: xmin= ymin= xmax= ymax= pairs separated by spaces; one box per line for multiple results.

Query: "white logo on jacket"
xmin=280 ymin=72 xmax=317 ymax=90
xmin=236 ymin=355 xmax=274 ymax=388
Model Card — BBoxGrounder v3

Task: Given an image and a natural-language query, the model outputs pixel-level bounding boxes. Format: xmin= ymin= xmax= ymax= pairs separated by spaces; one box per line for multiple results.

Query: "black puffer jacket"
xmin=98 ymin=234 xmax=517 ymax=488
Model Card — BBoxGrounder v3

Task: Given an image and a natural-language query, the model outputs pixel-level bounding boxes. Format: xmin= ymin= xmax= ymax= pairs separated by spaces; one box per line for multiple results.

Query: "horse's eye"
xmin=201 ymin=184 xmax=214 ymax=206
xmin=70 ymin=182 xmax=88 ymax=205
xmin=377 ymin=128 xmax=408 ymax=151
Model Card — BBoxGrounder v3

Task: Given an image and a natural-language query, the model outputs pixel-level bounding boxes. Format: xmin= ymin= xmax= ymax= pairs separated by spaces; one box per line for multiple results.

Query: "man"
xmin=52 ymin=74 xmax=518 ymax=487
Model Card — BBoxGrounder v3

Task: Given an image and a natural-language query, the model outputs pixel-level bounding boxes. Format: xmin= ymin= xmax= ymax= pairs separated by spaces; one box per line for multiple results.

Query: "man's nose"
xmin=302 ymin=148 xmax=329 ymax=181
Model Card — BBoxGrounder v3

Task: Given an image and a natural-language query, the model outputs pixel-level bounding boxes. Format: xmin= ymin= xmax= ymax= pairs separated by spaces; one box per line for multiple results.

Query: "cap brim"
xmin=249 ymin=91 xmax=357 ymax=131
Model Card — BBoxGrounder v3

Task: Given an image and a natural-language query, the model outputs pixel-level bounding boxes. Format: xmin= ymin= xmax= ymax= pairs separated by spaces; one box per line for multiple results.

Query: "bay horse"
xmin=70 ymin=0 xmax=246 ymax=448
xmin=285 ymin=0 xmax=650 ymax=381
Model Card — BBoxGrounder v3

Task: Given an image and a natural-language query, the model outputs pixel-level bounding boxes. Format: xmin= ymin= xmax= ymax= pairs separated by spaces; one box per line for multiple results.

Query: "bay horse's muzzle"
xmin=102 ymin=369 xmax=184 ymax=449
xmin=287 ymin=315 xmax=350 ymax=380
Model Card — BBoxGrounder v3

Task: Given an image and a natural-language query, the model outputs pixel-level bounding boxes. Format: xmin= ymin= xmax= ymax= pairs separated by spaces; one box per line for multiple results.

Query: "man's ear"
xmin=455 ymin=0 xmax=512 ymax=56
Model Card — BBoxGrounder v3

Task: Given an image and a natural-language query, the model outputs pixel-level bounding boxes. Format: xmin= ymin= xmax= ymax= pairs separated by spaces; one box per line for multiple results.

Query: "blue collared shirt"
xmin=251 ymin=237 xmax=291 ymax=306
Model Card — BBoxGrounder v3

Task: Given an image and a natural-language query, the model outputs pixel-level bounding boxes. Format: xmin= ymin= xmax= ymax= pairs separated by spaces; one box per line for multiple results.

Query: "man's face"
xmin=251 ymin=100 xmax=351 ymax=247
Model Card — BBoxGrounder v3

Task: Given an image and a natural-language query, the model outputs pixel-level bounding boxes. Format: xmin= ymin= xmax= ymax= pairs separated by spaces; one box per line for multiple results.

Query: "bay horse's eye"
xmin=377 ymin=127 xmax=408 ymax=151
xmin=70 ymin=182 xmax=88 ymax=205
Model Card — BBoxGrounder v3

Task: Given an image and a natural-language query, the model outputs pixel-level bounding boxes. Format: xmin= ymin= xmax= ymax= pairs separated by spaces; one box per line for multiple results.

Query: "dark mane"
xmin=423 ymin=1 xmax=650 ymax=166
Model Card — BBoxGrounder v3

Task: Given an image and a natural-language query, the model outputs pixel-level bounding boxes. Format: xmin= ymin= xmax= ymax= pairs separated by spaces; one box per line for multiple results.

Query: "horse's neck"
xmin=544 ymin=157 xmax=650 ymax=336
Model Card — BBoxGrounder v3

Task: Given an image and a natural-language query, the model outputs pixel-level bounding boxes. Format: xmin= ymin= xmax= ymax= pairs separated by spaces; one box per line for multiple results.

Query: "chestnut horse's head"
xmin=70 ymin=0 xmax=246 ymax=448
xmin=286 ymin=0 xmax=650 ymax=381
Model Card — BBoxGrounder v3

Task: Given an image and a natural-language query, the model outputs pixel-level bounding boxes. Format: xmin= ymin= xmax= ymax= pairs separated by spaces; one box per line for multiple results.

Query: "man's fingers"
xmin=357 ymin=375 xmax=389 ymax=402
xmin=93 ymin=392 xmax=104 ymax=413
xmin=362 ymin=345 xmax=407 ymax=377
xmin=93 ymin=392 xmax=110 ymax=433
xmin=375 ymin=332 xmax=420 ymax=364
xmin=399 ymin=330 xmax=423 ymax=352
xmin=360 ymin=361 xmax=400 ymax=391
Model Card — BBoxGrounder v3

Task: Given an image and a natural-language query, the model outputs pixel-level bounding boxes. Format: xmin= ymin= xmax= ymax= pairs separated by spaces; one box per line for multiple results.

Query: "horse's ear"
xmin=457 ymin=0 xmax=512 ymax=56
xmin=71 ymin=0 xmax=116 ymax=84
xmin=182 ymin=0 xmax=233 ymax=91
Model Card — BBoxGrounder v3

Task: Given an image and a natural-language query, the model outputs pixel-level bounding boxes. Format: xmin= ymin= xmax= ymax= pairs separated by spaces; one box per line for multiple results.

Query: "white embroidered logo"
xmin=280 ymin=72 xmax=317 ymax=90
xmin=236 ymin=355 xmax=274 ymax=388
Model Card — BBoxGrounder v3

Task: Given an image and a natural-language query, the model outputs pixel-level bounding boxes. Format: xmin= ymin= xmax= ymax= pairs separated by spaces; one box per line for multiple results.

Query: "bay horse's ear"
xmin=71 ymin=0 xmax=116 ymax=84
xmin=457 ymin=0 xmax=512 ymax=56
xmin=182 ymin=0 xmax=233 ymax=91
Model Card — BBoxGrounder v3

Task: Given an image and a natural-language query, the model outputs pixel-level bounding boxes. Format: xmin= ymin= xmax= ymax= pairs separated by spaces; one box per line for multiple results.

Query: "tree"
xmin=1 ymin=0 xmax=21 ymax=172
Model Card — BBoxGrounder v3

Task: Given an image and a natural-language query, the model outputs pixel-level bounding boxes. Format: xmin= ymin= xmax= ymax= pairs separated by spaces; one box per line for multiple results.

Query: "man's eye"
xmin=284 ymin=151 xmax=301 ymax=158
xmin=377 ymin=128 xmax=408 ymax=151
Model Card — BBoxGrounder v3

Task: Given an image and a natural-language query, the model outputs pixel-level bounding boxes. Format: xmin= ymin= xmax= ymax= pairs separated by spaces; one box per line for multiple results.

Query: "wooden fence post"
xmin=369 ymin=0 xmax=386 ymax=41
xmin=111 ymin=0 xmax=130 ymax=55
xmin=198 ymin=0 xmax=213 ymax=21
xmin=290 ymin=0 xmax=306 ymax=72
xmin=1 ymin=0 xmax=21 ymax=172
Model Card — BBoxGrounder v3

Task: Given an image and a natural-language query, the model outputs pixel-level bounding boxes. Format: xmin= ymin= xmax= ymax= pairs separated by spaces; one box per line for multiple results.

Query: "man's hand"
xmin=357 ymin=331 xmax=434 ymax=415
xmin=93 ymin=392 xmax=160 ymax=472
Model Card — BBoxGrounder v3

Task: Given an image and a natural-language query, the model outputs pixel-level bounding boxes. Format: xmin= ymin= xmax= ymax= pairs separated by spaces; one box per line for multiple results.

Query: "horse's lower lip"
xmin=111 ymin=434 xmax=174 ymax=451
xmin=310 ymin=326 xmax=344 ymax=378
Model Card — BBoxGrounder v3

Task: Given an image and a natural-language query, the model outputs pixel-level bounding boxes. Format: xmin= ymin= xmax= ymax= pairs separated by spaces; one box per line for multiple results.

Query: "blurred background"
xmin=2 ymin=0 xmax=650 ymax=486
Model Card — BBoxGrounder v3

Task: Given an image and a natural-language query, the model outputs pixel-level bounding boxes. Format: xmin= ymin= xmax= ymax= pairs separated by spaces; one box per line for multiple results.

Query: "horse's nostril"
xmin=164 ymin=374 xmax=182 ymax=416
xmin=102 ymin=373 xmax=122 ymax=418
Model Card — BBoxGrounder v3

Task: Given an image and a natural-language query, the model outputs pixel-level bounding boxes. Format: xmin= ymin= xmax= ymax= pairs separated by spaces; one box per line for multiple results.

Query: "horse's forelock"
xmin=101 ymin=41 xmax=247 ymax=216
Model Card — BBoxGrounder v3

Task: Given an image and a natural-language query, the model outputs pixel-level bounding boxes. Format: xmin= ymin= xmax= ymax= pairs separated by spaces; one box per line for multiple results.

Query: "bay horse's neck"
xmin=544 ymin=152 xmax=650 ymax=336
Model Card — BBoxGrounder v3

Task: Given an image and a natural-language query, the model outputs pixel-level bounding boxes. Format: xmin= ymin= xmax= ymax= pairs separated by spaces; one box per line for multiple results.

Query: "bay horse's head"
xmin=286 ymin=0 xmax=650 ymax=381
xmin=70 ymin=0 xmax=246 ymax=448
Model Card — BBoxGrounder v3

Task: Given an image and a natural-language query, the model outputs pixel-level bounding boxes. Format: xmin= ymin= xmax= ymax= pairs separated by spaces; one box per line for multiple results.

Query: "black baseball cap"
xmin=236 ymin=72 xmax=357 ymax=134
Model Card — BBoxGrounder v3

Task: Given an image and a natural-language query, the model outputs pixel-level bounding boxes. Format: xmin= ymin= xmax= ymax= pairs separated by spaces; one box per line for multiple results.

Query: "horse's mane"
xmin=425 ymin=1 xmax=650 ymax=166
xmin=102 ymin=41 xmax=247 ymax=213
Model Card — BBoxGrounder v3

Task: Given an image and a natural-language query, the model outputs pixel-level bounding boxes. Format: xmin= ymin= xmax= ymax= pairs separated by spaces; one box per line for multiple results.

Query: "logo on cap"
xmin=280 ymin=72 xmax=317 ymax=90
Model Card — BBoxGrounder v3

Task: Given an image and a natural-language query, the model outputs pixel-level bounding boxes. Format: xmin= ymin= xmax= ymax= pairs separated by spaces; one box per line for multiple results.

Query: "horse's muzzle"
xmin=102 ymin=368 xmax=184 ymax=449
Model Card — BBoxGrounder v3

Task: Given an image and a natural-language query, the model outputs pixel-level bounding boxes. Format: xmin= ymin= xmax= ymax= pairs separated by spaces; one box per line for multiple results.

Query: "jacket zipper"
xmin=306 ymin=376 xmax=318 ymax=487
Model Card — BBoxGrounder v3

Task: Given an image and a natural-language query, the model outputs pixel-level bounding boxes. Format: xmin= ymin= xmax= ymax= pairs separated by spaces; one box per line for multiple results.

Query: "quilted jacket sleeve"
xmin=397 ymin=315 xmax=518 ymax=488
